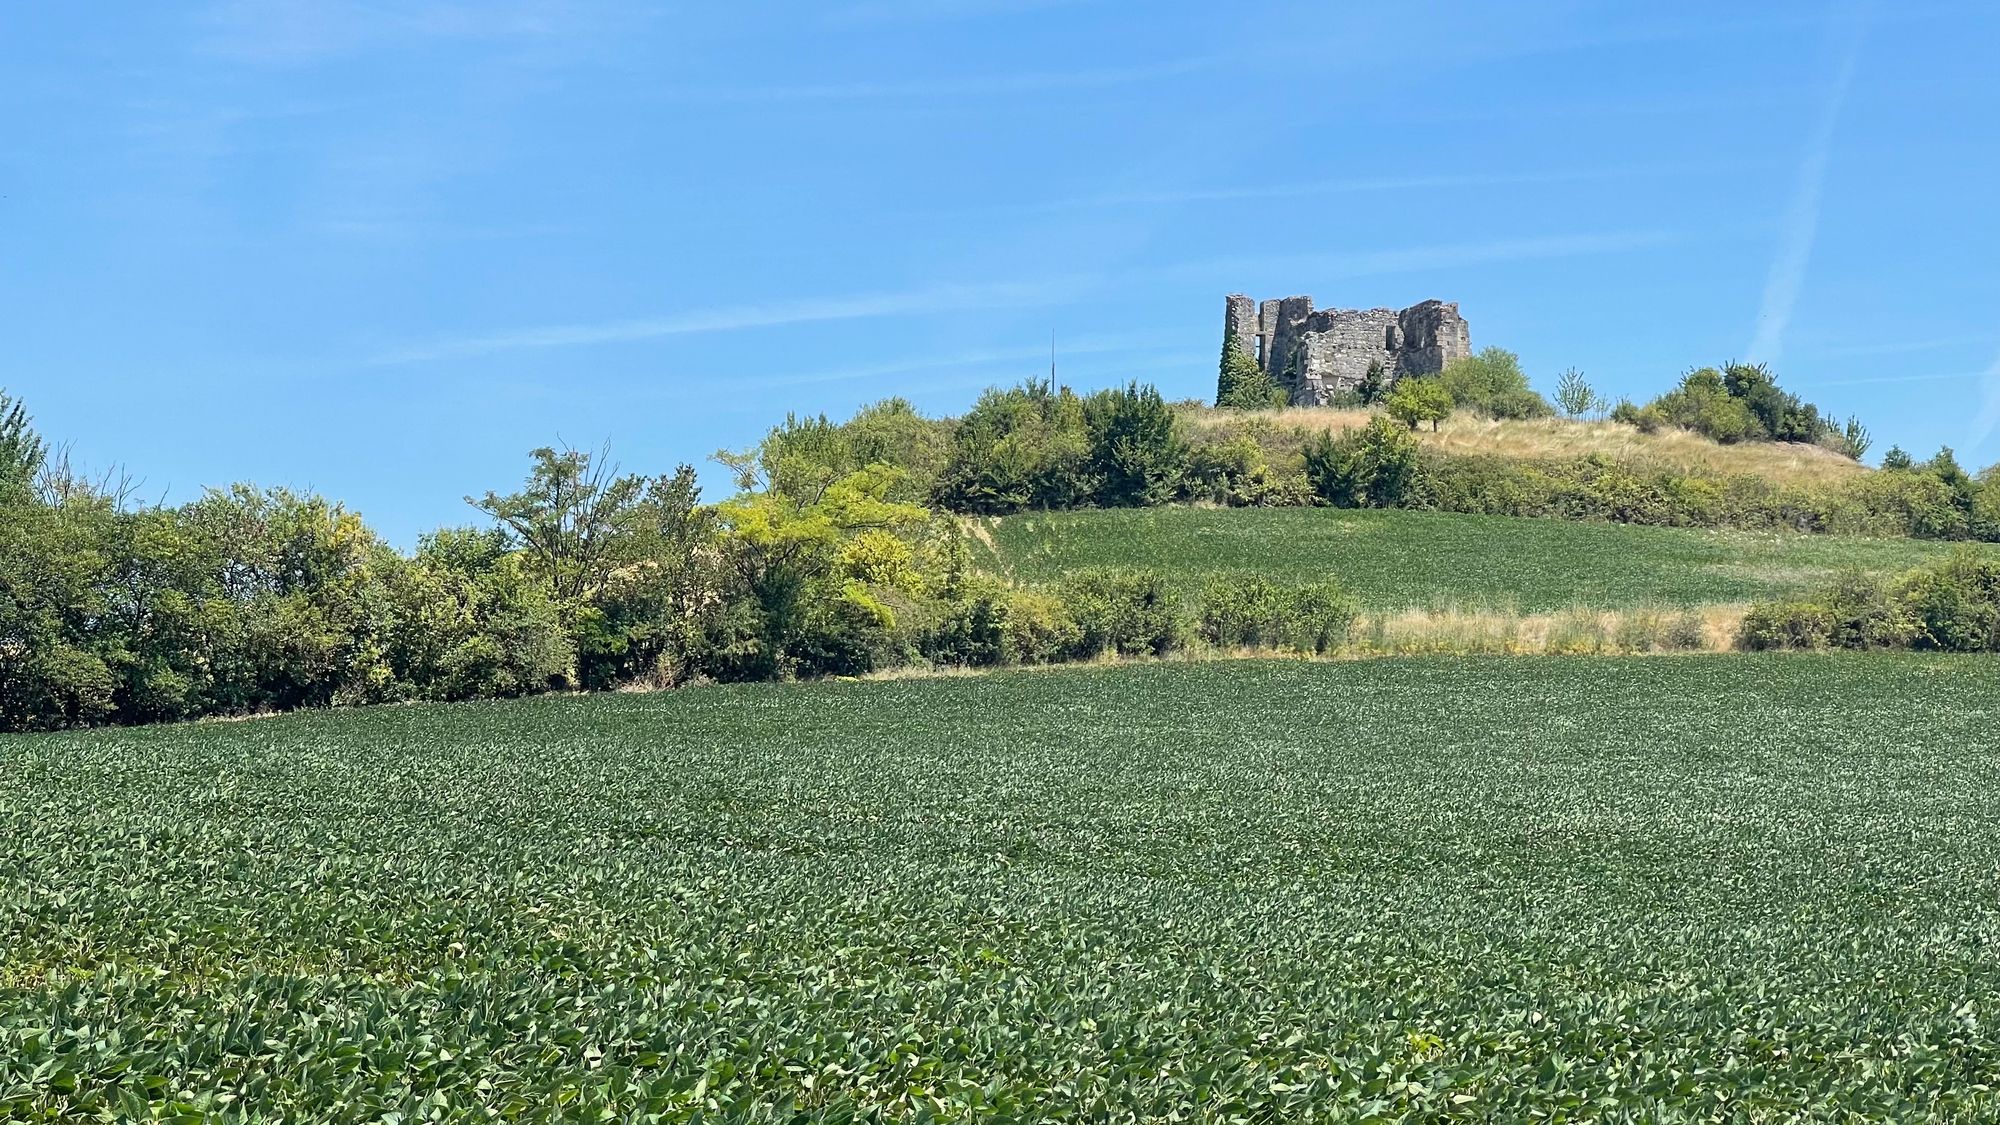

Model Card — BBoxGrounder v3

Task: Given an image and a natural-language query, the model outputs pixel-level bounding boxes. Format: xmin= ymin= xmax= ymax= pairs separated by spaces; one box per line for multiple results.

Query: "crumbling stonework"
xmin=1225 ymin=294 xmax=1471 ymax=406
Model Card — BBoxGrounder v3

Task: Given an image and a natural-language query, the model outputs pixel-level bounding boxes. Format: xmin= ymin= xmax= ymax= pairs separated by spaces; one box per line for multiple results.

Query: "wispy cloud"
xmin=372 ymin=277 xmax=1098 ymax=365
xmin=375 ymin=227 xmax=1682 ymax=365
xmin=1171 ymin=229 xmax=1684 ymax=285
xmin=656 ymin=54 xmax=1229 ymax=103
xmin=1018 ymin=162 xmax=1769 ymax=214
xmin=1745 ymin=5 xmax=1869 ymax=365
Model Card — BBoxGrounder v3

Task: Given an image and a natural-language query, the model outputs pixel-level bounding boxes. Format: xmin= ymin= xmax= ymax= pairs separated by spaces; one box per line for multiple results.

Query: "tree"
xmin=1357 ymin=360 xmax=1388 ymax=406
xmin=470 ymin=446 xmax=647 ymax=606
xmin=1385 ymin=378 xmax=1454 ymax=432
xmin=576 ymin=465 xmax=721 ymax=689
xmin=1839 ymin=416 xmax=1872 ymax=461
xmin=1302 ymin=416 xmax=1424 ymax=508
xmin=1216 ymin=335 xmax=1284 ymax=410
xmin=711 ymin=463 xmax=928 ymax=680
xmin=1881 ymin=446 xmax=1914 ymax=471
xmin=385 ymin=527 xmax=574 ymax=700
xmin=1437 ymin=348 xmax=1552 ymax=419
xmin=0 ymin=389 xmax=46 ymax=498
xmin=932 ymin=380 xmax=1093 ymax=514
xmin=1554 ymin=368 xmax=1599 ymax=419
xmin=1084 ymin=382 xmax=1187 ymax=507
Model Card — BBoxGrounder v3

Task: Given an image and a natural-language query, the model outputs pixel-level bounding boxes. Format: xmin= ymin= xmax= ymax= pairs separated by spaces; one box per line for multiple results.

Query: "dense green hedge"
xmin=1738 ymin=552 xmax=2000 ymax=653
xmin=4 ymin=366 xmax=1994 ymax=732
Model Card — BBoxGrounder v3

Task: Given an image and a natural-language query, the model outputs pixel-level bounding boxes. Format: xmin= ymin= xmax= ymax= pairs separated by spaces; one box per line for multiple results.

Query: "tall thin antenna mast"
xmin=1049 ymin=330 xmax=1056 ymax=384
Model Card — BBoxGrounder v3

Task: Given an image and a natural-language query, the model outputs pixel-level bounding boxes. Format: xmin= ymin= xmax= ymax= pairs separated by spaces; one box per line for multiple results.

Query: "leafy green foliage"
xmin=1553 ymin=367 xmax=1599 ymax=419
xmin=710 ymin=463 xmax=931 ymax=680
xmin=468 ymin=445 xmax=649 ymax=606
xmin=1738 ymin=550 xmax=2000 ymax=652
xmin=385 ymin=528 xmax=574 ymax=700
xmin=1194 ymin=574 xmax=1354 ymax=652
xmin=7 ymin=657 xmax=2000 ymax=1119
xmin=1435 ymin=347 xmax=1551 ymax=419
xmin=0 ymin=388 xmax=45 ymax=498
xmin=1356 ymin=360 xmax=1388 ymax=406
xmin=1302 ymin=416 xmax=1424 ymax=508
xmin=933 ymin=380 xmax=1093 ymax=514
xmin=1383 ymin=377 xmax=1454 ymax=431
xmin=1082 ymin=382 xmax=1187 ymax=507
xmin=1633 ymin=363 xmax=1849 ymax=452
xmin=1214 ymin=334 xmax=1284 ymax=409
xmin=1180 ymin=435 xmax=1315 ymax=508
xmin=933 ymin=381 xmax=1186 ymax=514
xmin=1056 ymin=568 xmax=1180 ymax=656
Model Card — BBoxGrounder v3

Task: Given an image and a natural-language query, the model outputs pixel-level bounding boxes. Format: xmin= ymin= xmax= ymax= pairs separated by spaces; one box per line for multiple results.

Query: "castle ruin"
xmin=1225 ymin=295 xmax=1471 ymax=406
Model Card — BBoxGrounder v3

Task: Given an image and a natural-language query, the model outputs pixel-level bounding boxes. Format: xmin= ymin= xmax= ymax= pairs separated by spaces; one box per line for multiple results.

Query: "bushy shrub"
xmin=1059 ymin=569 xmax=1181 ymax=657
xmin=921 ymin=580 xmax=1080 ymax=667
xmin=1437 ymin=348 xmax=1552 ymax=419
xmin=1737 ymin=601 xmax=1835 ymax=650
xmin=933 ymin=380 xmax=1187 ymax=513
xmin=1196 ymin=574 xmax=1356 ymax=654
xmin=1303 ymin=417 xmax=1425 ymax=508
xmin=1738 ymin=554 xmax=2000 ymax=652
xmin=1084 ymin=382 xmax=1187 ymax=508
xmin=1629 ymin=363 xmax=1843 ymax=449
xmin=1899 ymin=553 xmax=2000 ymax=652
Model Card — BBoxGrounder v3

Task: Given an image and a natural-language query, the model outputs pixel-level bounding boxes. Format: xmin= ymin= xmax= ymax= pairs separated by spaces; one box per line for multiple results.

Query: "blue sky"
xmin=5 ymin=0 xmax=1999 ymax=543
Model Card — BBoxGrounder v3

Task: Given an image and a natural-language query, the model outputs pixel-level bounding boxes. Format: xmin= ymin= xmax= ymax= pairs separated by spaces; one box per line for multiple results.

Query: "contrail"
xmin=1745 ymin=7 xmax=1868 ymax=365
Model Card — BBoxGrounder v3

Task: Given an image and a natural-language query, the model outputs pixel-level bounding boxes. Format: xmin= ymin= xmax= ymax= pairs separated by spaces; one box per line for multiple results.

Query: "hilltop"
xmin=1178 ymin=405 xmax=1868 ymax=487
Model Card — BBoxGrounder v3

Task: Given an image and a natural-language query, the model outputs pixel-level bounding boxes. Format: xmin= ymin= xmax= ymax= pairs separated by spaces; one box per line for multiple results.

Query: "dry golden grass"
xmin=1348 ymin=603 xmax=1745 ymax=656
xmin=861 ymin=605 xmax=1748 ymax=685
xmin=1180 ymin=407 xmax=1865 ymax=486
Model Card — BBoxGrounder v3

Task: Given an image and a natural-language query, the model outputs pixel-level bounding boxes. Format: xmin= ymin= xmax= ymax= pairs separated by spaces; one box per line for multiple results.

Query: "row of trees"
xmin=2 ymin=388 xmax=1369 ymax=732
xmin=6 ymin=352 xmax=1996 ymax=729
xmin=1214 ymin=328 xmax=1871 ymax=460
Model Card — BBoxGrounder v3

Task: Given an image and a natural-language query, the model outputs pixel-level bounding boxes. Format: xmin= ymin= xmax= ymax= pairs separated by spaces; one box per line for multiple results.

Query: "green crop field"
xmin=975 ymin=506 xmax=1998 ymax=611
xmin=5 ymin=655 xmax=2000 ymax=1120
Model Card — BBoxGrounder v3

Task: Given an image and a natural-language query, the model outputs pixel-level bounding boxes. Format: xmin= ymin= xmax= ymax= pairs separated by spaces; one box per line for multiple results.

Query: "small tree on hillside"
xmin=1357 ymin=360 xmax=1387 ymax=406
xmin=1216 ymin=336 xmax=1283 ymax=410
xmin=1385 ymin=378 xmax=1454 ymax=432
xmin=1555 ymin=368 xmax=1599 ymax=419
xmin=1839 ymin=416 xmax=1872 ymax=461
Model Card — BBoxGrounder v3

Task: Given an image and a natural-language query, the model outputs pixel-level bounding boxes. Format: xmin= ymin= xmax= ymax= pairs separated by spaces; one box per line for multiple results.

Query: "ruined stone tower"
xmin=1224 ymin=295 xmax=1471 ymax=406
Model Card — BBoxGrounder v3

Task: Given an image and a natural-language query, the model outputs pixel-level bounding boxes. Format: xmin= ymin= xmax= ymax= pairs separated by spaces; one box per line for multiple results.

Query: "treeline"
xmin=5 ymin=347 xmax=1996 ymax=730
xmin=0 ymin=390 xmax=1353 ymax=732
xmin=763 ymin=370 xmax=1998 ymax=540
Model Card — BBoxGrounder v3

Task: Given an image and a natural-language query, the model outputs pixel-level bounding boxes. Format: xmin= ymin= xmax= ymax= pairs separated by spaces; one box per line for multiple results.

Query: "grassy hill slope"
xmin=7 ymin=657 xmax=1999 ymax=1118
xmin=974 ymin=506 xmax=1992 ymax=611
xmin=1181 ymin=405 xmax=1869 ymax=486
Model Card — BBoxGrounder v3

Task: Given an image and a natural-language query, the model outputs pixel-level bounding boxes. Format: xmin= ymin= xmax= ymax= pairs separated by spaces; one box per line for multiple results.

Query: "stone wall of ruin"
xmin=1223 ymin=294 xmax=1471 ymax=406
